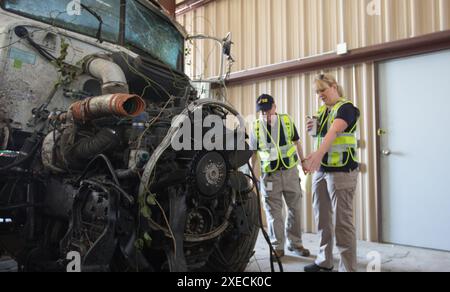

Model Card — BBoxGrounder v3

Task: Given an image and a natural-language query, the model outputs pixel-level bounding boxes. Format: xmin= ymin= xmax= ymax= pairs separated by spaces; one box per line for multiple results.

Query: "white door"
xmin=378 ymin=50 xmax=450 ymax=251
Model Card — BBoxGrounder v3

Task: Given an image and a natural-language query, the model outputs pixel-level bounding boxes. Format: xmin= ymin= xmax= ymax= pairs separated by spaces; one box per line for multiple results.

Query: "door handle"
xmin=382 ymin=149 xmax=391 ymax=156
xmin=377 ymin=129 xmax=387 ymax=136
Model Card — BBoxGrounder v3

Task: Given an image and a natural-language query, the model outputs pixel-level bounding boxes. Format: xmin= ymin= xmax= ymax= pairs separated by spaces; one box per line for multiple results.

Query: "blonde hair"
xmin=314 ymin=73 xmax=345 ymax=97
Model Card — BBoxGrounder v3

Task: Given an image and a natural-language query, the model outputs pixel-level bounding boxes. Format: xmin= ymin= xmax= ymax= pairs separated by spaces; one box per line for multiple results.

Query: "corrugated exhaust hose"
xmin=70 ymin=94 xmax=146 ymax=122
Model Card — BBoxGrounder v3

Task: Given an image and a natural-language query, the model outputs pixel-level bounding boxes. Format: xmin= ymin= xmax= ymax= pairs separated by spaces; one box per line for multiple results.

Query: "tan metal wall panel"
xmin=176 ymin=0 xmax=450 ymax=242
xmin=178 ymin=0 xmax=450 ymax=73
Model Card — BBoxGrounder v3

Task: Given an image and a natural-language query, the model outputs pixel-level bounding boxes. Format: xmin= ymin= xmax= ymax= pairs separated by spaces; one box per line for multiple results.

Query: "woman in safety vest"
xmin=303 ymin=74 xmax=360 ymax=272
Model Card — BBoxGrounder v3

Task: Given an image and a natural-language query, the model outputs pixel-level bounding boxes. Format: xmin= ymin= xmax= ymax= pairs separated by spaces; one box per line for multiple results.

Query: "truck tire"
xmin=204 ymin=191 xmax=260 ymax=272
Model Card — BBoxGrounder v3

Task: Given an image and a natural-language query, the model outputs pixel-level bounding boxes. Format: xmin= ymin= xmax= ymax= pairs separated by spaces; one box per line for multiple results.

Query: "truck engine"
xmin=0 ymin=0 xmax=259 ymax=272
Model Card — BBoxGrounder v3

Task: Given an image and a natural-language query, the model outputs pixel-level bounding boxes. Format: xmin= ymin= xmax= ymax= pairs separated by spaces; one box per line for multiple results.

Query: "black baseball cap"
xmin=256 ymin=94 xmax=275 ymax=112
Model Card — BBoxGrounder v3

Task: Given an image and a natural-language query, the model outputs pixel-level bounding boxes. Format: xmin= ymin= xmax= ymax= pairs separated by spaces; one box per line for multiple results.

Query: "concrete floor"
xmin=2 ymin=232 xmax=450 ymax=272
xmin=245 ymin=232 xmax=450 ymax=272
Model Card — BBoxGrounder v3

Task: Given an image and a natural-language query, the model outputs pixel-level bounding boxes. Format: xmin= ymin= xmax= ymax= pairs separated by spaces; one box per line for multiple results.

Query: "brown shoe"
xmin=271 ymin=250 xmax=285 ymax=261
xmin=288 ymin=245 xmax=311 ymax=257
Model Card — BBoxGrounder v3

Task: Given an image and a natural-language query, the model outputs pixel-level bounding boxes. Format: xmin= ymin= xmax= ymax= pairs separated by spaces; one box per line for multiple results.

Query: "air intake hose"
xmin=64 ymin=128 xmax=120 ymax=169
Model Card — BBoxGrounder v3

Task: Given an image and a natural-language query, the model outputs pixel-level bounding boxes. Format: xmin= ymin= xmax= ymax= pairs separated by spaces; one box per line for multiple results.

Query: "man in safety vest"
xmin=250 ymin=94 xmax=310 ymax=260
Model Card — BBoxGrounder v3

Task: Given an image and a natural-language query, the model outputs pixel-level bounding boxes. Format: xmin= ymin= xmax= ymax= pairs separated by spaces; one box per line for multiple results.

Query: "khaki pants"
xmin=312 ymin=170 xmax=359 ymax=272
xmin=260 ymin=167 xmax=304 ymax=251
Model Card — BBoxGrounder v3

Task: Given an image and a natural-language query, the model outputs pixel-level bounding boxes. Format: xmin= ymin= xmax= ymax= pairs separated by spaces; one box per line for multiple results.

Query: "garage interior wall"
xmin=176 ymin=0 xmax=450 ymax=242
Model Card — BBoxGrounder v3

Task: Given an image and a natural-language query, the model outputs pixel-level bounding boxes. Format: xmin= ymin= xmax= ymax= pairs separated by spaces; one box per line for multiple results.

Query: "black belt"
xmin=266 ymin=166 xmax=288 ymax=176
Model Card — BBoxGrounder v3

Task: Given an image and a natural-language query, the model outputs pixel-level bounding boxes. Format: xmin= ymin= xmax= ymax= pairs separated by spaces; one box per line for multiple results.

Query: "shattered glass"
xmin=125 ymin=0 xmax=183 ymax=71
xmin=3 ymin=0 xmax=184 ymax=71
xmin=3 ymin=0 xmax=121 ymax=43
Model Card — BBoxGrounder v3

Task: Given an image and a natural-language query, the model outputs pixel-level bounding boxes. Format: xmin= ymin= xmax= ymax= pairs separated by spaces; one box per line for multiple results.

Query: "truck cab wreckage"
xmin=0 ymin=0 xmax=260 ymax=272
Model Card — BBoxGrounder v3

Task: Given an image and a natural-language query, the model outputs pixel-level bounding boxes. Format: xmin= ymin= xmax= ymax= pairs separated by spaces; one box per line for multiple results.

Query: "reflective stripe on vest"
xmin=254 ymin=114 xmax=299 ymax=173
xmin=316 ymin=98 xmax=359 ymax=168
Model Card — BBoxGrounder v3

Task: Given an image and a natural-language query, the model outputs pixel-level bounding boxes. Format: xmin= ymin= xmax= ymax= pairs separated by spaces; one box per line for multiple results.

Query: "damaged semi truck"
xmin=0 ymin=0 xmax=259 ymax=272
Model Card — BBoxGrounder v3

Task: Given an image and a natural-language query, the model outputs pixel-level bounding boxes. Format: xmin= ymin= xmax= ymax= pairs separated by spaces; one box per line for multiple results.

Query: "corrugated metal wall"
xmin=177 ymin=0 xmax=450 ymax=242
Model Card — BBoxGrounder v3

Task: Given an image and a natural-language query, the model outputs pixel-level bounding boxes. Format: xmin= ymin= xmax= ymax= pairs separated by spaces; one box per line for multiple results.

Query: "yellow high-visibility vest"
xmin=316 ymin=98 xmax=359 ymax=167
xmin=254 ymin=114 xmax=299 ymax=174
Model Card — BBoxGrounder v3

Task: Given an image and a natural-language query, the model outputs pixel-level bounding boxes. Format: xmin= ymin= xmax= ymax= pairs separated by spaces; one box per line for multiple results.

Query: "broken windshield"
xmin=2 ymin=0 xmax=185 ymax=70
xmin=125 ymin=0 xmax=184 ymax=70
xmin=2 ymin=0 xmax=121 ymax=43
